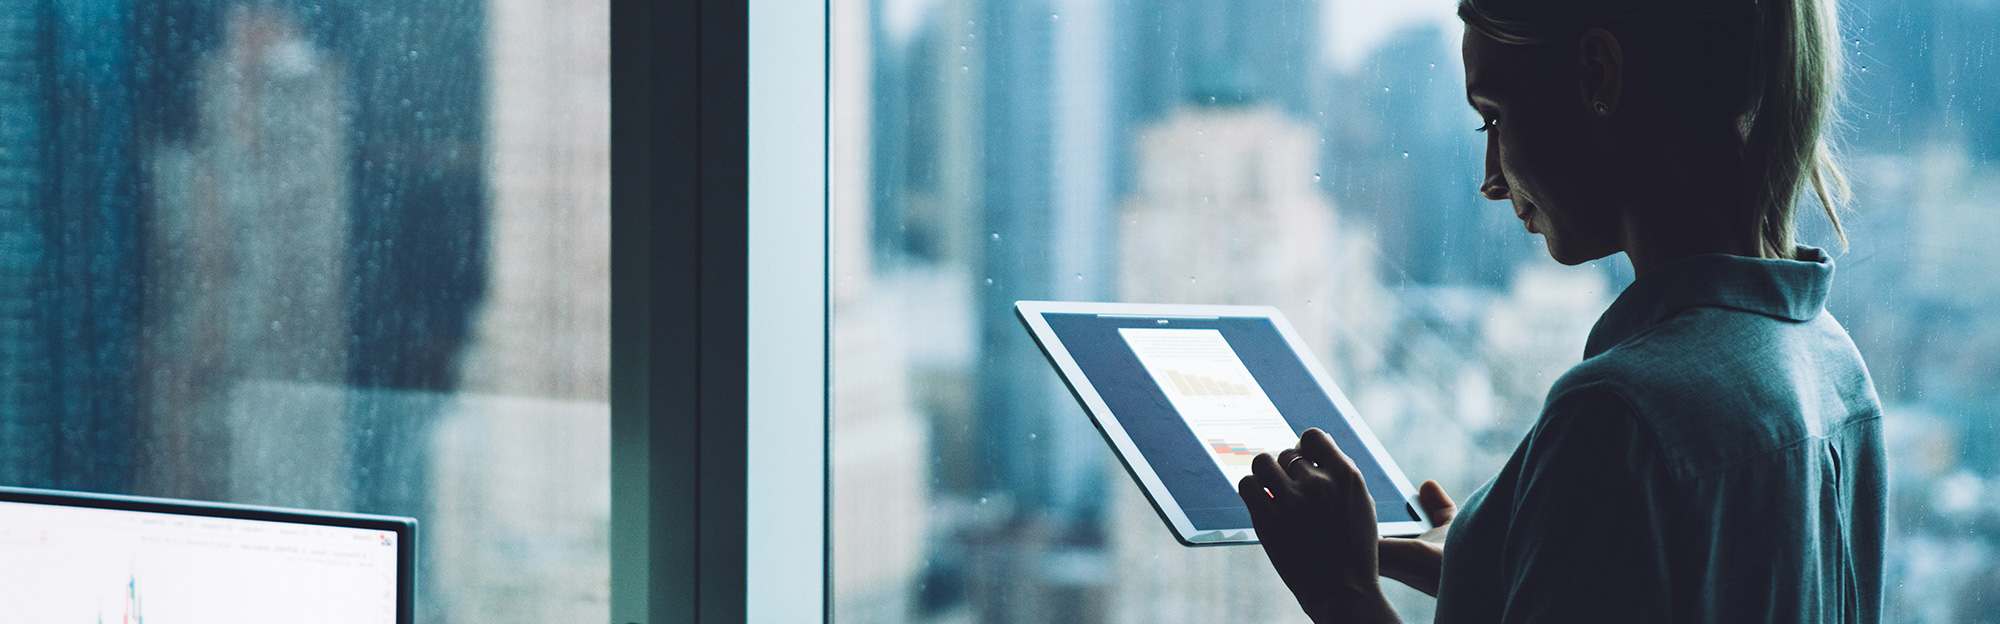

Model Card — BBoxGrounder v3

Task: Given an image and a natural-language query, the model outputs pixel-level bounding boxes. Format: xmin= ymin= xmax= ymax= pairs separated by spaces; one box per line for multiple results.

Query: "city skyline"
xmin=840 ymin=0 xmax=2000 ymax=622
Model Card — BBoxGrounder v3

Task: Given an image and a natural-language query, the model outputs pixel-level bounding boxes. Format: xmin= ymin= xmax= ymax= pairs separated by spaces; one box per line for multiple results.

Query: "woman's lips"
xmin=1516 ymin=202 xmax=1538 ymax=234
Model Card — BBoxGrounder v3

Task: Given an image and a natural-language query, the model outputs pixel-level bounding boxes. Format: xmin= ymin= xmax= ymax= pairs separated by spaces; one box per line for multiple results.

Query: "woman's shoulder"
xmin=1543 ymin=307 xmax=1880 ymax=483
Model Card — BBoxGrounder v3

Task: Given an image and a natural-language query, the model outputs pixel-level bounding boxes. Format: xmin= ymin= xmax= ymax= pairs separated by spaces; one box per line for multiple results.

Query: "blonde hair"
xmin=1459 ymin=0 xmax=1849 ymax=257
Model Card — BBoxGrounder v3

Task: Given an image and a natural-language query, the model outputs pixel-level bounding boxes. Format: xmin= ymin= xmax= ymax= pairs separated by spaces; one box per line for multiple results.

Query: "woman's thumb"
xmin=1419 ymin=480 xmax=1457 ymax=527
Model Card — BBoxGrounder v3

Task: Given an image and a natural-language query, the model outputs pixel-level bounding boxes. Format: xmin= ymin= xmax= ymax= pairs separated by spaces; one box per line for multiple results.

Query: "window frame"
xmin=610 ymin=1 xmax=830 ymax=623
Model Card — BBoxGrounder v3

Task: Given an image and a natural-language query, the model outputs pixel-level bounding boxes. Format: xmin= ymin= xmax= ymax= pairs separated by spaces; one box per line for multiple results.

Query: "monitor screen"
xmin=0 ymin=487 xmax=413 ymax=624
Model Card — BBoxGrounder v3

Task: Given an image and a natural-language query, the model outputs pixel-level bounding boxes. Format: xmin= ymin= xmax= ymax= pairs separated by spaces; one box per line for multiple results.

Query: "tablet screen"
xmin=1043 ymin=312 xmax=1421 ymax=530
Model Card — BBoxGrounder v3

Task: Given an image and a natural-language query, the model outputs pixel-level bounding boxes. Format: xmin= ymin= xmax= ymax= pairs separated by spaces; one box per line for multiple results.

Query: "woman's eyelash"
xmin=1475 ymin=119 xmax=1497 ymax=133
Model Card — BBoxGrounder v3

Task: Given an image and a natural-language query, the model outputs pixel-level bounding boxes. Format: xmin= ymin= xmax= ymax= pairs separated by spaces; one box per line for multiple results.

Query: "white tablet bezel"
xmin=1015 ymin=300 xmax=1431 ymax=545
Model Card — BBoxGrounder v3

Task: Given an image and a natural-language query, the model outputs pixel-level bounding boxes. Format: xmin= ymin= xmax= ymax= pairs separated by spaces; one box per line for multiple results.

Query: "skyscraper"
xmin=1110 ymin=100 xmax=1391 ymax=624
xmin=0 ymin=0 xmax=143 ymax=495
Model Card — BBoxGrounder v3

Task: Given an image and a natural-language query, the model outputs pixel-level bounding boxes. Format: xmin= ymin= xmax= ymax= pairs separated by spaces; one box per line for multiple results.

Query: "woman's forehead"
xmin=1461 ymin=29 xmax=1556 ymax=96
xmin=1461 ymin=30 xmax=1507 ymax=97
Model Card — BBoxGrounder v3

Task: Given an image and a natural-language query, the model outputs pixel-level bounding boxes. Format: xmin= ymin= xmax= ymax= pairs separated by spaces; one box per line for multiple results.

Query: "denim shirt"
xmin=1432 ymin=247 xmax=1886 ymax=623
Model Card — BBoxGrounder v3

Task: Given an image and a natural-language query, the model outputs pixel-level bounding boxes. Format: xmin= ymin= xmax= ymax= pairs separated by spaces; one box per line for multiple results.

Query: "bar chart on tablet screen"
xmin=1118 ymin=328 xmax=1302 ymax=485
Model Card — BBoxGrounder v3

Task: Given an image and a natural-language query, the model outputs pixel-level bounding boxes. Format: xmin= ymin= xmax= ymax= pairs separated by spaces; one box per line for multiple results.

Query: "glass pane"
xmin=0 ymin=1 xmax=609 ymax=622
xmin=832 ymin=0 xmax=1998 ymax=622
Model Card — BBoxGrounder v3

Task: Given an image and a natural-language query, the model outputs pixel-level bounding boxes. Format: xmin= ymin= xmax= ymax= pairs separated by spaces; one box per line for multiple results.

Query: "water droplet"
xmin=1860 ymin=66 xmax=1868 ymax=72
xmin=1189 ymin=276 xmax=1197 ymax=283
xmin=1402 ymin=151 xmax=1410 ymax=158
xmin=1428 ymin=62 xmax=1436 ymax=69
xmin=959 ymin=45 xmax=967 ymax=51
xmin=1382 ymin=86 xmax=1390 ymax=92
xmin=960 ymin=65 xmax=969 ymax=73
xmin=1074 ymin=273 xmax=1084 ymax=281
xmin=1313 ymin=173 xmax=1322 ymax=182
xmin=985 ymin=278 xmax=995 ymax=286
xmin=1050 ymin=13 xmax=1059 ymax=20
xmin=1030 ymin=433 xmax=1039 ymax=439
xmin=979 ymin=497 xmax=989 ymax=504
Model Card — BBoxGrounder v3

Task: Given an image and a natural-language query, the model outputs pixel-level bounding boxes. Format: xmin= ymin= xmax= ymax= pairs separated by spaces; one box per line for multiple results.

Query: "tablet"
xmin=1016 ymin=301 xmax=1430 ymax=545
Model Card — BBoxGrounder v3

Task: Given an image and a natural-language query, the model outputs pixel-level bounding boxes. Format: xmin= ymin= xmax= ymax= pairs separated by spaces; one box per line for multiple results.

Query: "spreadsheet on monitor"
xmin=0 ymin=498 xmax=401 ymax=624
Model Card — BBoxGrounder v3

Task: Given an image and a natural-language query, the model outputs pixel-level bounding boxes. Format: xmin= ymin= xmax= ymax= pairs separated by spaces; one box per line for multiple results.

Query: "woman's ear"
xmin=1578 ymin=28 xmax=1624 ymax=118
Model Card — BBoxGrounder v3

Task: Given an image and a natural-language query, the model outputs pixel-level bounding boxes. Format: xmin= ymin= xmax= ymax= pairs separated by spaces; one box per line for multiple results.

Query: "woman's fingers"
xmin=1239 ymin=474 xmax=1278 ymax=521
xmin=1251 ymin=452 xmax=1302 ymax=503
xmin=1296 ymin=428 xmax=1364 ymax=489
xmin=1278 ymin=448 xmax=1313 ymax=480
xmin=1418 ymin=480 xmax=1457 ymax=527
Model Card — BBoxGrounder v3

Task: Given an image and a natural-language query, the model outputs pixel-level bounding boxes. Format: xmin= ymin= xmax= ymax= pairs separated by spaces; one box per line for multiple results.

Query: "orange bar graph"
xmin=1164 ymin=370 xmax=1251 ymax=396
xmin=1206 ymin=438 xmax=1268 ymax=466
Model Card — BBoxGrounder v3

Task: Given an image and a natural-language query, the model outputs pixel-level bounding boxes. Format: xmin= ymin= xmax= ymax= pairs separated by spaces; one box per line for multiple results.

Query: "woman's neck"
xmin=1615 ymin=127 xmax=1765 ymax=276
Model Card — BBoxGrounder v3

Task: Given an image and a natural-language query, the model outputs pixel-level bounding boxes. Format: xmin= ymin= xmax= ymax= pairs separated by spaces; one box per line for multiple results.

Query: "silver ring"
xmin=1284 ymin=454 xmax=1311 ymax=471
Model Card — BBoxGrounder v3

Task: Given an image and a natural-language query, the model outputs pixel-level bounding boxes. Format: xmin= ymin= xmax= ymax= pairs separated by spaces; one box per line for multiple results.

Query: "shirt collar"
xmin=1583 ymin=246 xmax=1834 ymax=359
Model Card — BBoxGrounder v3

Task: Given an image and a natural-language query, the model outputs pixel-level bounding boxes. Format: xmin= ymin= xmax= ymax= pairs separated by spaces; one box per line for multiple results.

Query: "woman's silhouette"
xmin=1238 ymin=0 xmax=1885 ymax=621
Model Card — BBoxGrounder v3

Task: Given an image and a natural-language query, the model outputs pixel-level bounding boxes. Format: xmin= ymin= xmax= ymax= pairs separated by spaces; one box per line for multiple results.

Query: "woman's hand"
xmin=1377 ymin=481 xmax=1457 ymax=596
xmin=1238 ymin=428 xmax=1400 ymax=624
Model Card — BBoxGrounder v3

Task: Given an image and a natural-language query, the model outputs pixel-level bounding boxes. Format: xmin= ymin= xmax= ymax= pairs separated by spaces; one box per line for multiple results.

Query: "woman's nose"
xmin=1480 ymin=136 xmax=1509 ymax=200
xmin=1480 ymin=171 xmax=1509 ymax=201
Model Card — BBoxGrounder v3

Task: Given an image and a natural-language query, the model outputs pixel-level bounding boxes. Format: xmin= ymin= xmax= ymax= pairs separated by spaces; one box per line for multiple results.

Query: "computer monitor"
xmin=0 ymin=486 xmax=416 ymax=624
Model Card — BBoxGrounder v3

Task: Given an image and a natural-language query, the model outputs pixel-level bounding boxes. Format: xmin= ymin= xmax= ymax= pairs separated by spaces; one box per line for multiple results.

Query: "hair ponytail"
xmin=1459 ymin=0 xmax=1851 ymax=258
xmin=1742 ymin=0 xmax=1848 ymax=257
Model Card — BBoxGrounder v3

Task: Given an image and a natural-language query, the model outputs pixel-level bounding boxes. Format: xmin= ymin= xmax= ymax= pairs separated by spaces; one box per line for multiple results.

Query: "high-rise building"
xmin=1110 ymin=101 xmax=1391 ymax=623
xmin=1323 ymin=25 xmax=1523 ymax=287
xmin=1121 ymin=0 xmax=1321 ymax=119
xmin=421 ymin=0 xmax=614 ymax=621
xmin=830 ymin=4 xmax=937 ymax=624
xmin=142 ymin=5 xmax=356 ymax=507
xmin=0 ymin=0 xmax=143 ymax=494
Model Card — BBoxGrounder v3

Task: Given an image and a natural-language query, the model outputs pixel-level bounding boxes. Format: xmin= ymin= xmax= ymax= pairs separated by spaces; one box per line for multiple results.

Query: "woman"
xmin=1237 ymin=0 xmax=1885 ymax=621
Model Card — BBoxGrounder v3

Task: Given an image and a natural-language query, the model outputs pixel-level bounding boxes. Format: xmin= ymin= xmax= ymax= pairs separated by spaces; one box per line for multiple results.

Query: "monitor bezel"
xmin=0 ymin=485 xmax=418 ymax=624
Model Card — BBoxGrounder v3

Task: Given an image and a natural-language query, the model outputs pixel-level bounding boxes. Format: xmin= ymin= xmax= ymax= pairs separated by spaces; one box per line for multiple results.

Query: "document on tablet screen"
xmin=1118 ymin=328 xmax=1302 ymax=486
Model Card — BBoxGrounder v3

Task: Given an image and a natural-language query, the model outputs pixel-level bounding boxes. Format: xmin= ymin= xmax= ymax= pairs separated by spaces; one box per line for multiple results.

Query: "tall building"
xmin=142 ymin=5 xmax=357 ymax=506
xmin=420 ymin=0 xmax=614 ymax=621
xmin=0 ymin=0 xmax=143 ymax=494
xmin=831 ymin=4 xmax=938 ymax=624
xmin=1323 ymin=25 xmax=1522 ymax=287
xmin=1110 ymin=101 xmax=1391 ymax=623
xmin=1121 ymin=0 xmax=1321 ymax=120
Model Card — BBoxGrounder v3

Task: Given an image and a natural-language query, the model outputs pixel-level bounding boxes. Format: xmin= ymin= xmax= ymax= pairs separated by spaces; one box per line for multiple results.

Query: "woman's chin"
xmin=1543 ymin=237 xmax=1617 ymax=267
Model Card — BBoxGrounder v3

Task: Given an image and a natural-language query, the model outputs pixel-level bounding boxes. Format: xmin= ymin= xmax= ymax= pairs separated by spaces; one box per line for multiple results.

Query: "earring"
xmin=1594 ymin=101 xmax=1611 ymax=116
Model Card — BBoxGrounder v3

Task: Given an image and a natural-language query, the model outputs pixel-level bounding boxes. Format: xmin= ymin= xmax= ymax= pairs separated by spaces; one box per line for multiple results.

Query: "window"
xmin=0 ymin=1 xmax=609 ymax=622
xmin=830 ymin=1 xmax=2000 ymax=622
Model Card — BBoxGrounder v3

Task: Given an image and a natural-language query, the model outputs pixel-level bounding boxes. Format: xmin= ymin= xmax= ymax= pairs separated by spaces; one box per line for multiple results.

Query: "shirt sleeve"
xmin=1497 ymin=387 xmax=1678 ymax=623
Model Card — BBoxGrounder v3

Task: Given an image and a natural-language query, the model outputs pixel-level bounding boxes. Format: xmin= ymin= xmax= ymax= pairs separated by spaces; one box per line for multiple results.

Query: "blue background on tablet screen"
xmin=1043 ymin=312 xmax=1421 ymax=530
